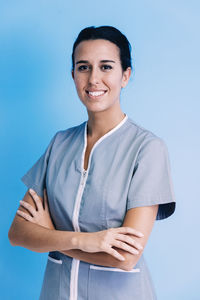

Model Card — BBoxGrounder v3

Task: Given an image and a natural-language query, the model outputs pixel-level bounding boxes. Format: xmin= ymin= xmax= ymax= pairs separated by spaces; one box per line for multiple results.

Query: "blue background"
xmin=1 ymin=1 xmax=200 ymax=299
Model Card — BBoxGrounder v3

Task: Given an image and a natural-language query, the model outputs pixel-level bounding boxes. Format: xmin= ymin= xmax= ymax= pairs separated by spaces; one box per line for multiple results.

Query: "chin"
xmin=80 ymin=98 xmax=118 ymax=113
xmin=86 ymin=105 xmax=114 ymax=114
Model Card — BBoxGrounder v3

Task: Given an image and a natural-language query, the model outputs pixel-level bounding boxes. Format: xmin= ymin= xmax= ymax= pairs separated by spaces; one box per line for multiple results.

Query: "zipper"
xmin=72 ymin=169 xmax=87 ymax=231
xmin=69 ymin=115 xmax=128 ymax=300
xmin=81 ymin=169 xmax=87 ymax=184
xmin=70 ymin=168 xmax=88 ymax=300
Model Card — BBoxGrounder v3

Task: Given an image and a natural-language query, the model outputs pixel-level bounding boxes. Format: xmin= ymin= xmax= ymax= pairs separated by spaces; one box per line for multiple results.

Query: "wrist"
xmin=71 ymin=232 xmax=83 ymax=250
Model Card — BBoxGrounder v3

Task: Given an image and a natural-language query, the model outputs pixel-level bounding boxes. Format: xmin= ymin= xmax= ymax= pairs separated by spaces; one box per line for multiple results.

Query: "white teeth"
xmin=88 ymin=91 xmax=105 ymax=96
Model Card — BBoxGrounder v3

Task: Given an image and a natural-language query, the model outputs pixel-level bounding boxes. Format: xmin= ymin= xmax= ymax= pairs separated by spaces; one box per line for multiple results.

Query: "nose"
xmin=88 ymin=67 xmax=101 ymax=85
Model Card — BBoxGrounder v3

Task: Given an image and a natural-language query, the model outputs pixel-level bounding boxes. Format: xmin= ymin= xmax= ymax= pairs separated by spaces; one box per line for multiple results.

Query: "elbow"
xmin=8 ymin=224 xmax=46 ymax=253
xmin=8 ymin=239 xmax=17 ymax=247
xmin=8 ymin=222 xmax=21 ymax=247
xmin=8 ymin=228 xmax=17 ymax=246
xmin=121 ymin=260 xmax=135 ymax=272
xmin=124 ymin=262 xmax=136 ymax=272
xmin=121 ymin=252 xmax=143 ymax=271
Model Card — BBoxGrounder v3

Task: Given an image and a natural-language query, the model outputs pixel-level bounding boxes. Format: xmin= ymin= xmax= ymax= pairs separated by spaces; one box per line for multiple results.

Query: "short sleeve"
xmin=126 ymin=137 xmax=176 ymax=220
xmin=21 ymin=133 xmax=58 ymax=198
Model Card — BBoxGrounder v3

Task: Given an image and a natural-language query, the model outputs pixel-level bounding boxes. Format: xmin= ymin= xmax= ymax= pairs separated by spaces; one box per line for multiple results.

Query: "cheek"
xmin=74 ymin=78 xmax=84 ymax=91
xmin=105 ymin=73 xmax=123 ymax=88
xmin=106 ymin=80 xmax=122 ymax=94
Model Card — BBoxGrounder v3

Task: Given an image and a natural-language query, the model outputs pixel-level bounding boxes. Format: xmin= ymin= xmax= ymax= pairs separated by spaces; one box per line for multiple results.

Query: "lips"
xmin=86 ymin=90 xmax=107 ymax=98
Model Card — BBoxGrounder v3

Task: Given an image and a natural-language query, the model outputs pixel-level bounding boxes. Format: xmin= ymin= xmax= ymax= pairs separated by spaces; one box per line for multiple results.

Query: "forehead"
xmin=74 ymin=39 xmax=120 ymax=62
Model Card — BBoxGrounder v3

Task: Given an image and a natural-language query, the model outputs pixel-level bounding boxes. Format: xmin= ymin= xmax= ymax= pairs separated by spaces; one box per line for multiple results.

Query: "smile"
xmin=86 ymin=90 xmax=107 ymax=99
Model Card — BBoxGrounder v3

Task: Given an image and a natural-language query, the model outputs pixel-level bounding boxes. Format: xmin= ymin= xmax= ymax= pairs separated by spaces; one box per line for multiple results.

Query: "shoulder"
xmin=50 ymin=121 xmax=85 ymax=145
xmin=126 ymin=117 xmax=167 ymax=151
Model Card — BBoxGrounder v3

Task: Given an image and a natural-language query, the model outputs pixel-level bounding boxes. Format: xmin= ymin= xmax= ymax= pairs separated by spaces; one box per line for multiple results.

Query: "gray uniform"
xmin=21 ymin=114 xmax=176 ymax=300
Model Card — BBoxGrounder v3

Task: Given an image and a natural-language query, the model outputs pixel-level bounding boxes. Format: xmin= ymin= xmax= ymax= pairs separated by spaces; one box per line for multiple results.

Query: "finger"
xmin=115 ymin=234 xmax=143 ymax=250
xmin=17 ymin=209 xmax=35 ymax=222
xmin=106 ymin=246 xmax=125 ymax=261
xmin=19 ymin=200 xmax=37 ymax=217
xmin=112 ymin=240 xmax=139 ymax=255
xmin=29 ymin=189 xmax=43 ymax=211
xmin=116 ymin=227 xmax=144 ymax=238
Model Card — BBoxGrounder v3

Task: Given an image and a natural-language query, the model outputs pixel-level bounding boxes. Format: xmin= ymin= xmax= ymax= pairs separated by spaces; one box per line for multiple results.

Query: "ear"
xmin=71 ymin=70 xmax=74 ymax=80
xmin=121 ymin=67 xmax=131 ymax=88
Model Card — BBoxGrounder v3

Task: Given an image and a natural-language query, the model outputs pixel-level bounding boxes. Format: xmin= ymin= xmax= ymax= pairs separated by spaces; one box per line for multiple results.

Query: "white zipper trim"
xmin=48 ymin=256 xmax=63 ymax=264
xmin=69 ymin=113 xmax=128 ymax=300
xmin=72 ymin=169 xmax=87 ymax=232
xmin=86 ymin=113 xmax=128 ymax=143
xmin=70 ymin=169 xmax=88 ymax=300
xmin=90 ymin=265 xmax=140 ymax=273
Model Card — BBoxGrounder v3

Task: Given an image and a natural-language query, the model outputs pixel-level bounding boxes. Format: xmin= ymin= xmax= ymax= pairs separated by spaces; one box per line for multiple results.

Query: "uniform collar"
xmin=75 ymin=113 xmax=129 ymax=173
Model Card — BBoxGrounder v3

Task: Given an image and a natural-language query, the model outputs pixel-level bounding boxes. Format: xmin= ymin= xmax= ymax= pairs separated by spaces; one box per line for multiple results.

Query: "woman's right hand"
xmin=76 ymin=227 xmax=144 ymax=261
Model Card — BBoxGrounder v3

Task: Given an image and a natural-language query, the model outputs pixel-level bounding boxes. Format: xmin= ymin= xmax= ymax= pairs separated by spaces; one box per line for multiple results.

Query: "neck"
xmin=86 ymin=107 xmax=126 ymax=139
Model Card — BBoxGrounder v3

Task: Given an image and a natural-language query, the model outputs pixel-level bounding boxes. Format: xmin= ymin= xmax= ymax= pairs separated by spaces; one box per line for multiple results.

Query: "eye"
xmin=101 ymin=65 xmax=112 ymax=71
xmin=78 ymin=65 xmax=89 ymax=71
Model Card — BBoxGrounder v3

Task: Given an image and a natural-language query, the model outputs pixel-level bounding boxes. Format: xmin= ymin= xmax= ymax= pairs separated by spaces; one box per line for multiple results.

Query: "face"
xmin=72 ymin=39 xmax=131 ymax=113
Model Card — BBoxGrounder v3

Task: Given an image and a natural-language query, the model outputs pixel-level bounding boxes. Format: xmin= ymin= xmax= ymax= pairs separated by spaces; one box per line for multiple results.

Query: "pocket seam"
xmin=48 ymin=256 xmax=63 ymax=264
xmin=90 ymin=265 xmax=140 ymax=273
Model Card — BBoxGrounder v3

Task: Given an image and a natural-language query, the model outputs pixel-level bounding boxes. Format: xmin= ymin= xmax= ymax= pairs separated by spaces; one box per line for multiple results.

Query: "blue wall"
xmin=1 ymin=1 xmax=200 ymax=299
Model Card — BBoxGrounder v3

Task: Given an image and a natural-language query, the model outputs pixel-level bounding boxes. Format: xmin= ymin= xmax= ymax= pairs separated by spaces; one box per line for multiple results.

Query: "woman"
xmin=8 ymin=26 xmax=176 ymax=300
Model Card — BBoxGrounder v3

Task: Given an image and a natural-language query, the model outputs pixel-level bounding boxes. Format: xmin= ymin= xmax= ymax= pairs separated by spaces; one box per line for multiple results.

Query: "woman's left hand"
xmin=17 ymin=189 xmax=56 ymax=230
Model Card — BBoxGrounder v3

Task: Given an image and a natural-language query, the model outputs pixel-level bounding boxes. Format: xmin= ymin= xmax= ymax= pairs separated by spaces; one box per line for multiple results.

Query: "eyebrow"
xmin=75 ymin=60 xmax=116 ymax=65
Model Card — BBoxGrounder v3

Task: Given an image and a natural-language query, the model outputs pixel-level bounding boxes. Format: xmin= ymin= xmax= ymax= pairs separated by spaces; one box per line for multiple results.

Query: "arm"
xmin=61 ymin=205 xmax=158 ymax=270
xmin=8 ymin=189 xmax=141 ymax=264
xmin=8 ymin=190 xmax=79 ymax=252
xmin=114 ymin=205 xmax=158 ymax=270
xmin=59 ymin=249 xmax=128 ymax=270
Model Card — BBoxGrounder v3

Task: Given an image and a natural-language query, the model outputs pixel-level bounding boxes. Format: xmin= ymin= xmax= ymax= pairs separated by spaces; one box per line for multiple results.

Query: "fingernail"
xmin=29 ymin=188 xmax=34 ymax=193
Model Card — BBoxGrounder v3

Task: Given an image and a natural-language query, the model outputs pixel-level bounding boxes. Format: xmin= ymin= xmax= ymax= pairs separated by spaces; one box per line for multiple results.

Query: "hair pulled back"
xmin=71 ymin=25 xmax=132 ymax=72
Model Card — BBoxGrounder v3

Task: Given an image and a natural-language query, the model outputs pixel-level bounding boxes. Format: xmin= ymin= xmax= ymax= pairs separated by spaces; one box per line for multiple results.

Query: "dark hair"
xmin=71 ymin=25 xmax=132 ymax=72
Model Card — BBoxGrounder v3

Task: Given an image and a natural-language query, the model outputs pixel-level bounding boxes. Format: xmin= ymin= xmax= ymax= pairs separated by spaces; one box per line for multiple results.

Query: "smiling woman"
xmin=8 ymin=25 xmax=176 ymax=300
xmin=71 ymin=38 xmax=131 ymax=117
